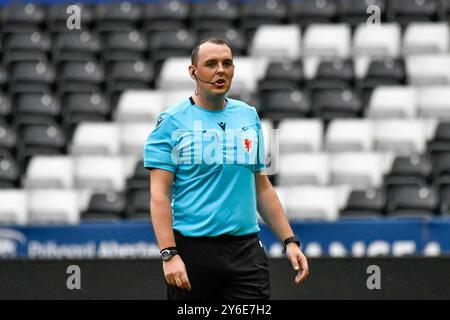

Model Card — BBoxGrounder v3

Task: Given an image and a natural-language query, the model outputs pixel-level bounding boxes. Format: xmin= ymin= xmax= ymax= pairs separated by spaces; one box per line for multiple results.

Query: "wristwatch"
xmin=282 ymin=235 xmax=301 ymax=254
xmin=160 ymin=247 xmax=178 ymax=261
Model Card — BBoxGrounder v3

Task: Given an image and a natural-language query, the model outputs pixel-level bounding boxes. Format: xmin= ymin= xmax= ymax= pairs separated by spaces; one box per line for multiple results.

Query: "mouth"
xmin=214 ymin=79 xmax=226 ymax=87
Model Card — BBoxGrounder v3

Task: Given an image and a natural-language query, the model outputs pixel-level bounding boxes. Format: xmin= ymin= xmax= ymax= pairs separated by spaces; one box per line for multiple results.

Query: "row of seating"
xmin=1 ymin=0 xmax=450 ymax=30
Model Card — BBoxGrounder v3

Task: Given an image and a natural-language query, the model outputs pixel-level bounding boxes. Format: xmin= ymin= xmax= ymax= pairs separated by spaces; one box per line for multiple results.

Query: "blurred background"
xmin=1 ymin=0 xmax=450 ymax=299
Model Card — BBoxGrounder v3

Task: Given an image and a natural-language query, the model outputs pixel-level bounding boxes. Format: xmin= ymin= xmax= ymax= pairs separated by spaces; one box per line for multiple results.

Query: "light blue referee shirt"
xmin=143 ymin=97 xmax=266 ymax=237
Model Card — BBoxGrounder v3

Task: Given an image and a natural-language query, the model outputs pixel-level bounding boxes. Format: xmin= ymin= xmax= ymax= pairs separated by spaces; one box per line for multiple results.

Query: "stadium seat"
xmin=278 ymin=119 xmax=323 ymax=152
xmin=74 ymin=156 xmax=126 ymax=192
xmin=288 ymin=0 xmax=338 ymax=25
xmin=353 ymin=23 xmax=401 ymax=58
xmin=148 ymin=29 xmax=197 ymax=62
xmin=0 ymin=189 xmax=28 ymax=225
xmin=0 ymin=92 xmax=12 ymax=121
xmin=260 ymin=90 xmax=311 ymax=120
xmin=330 ymin=152 xmax=392 ymax=189
xmin=1 ymin=4 xmax=46 ymax=30
xmin=0 ymin=65 xmax=6 ymax=89
xmin=367 ymin=86 xmax=417 ymax=118
xmin=407 ymin=55 xmax=450 ymax=86
xmin=28 ymin=189 xmax=80 ymax=224
xmin=389 ymin=0 xmax=441 ymax=24
xmin=0 ymin=120 xmax=17 ymax=154
xmin=374 ymin=119 xmax=430 ymax=155
xmin=278 ymin=153 xmax=330 ymax=186
xmin=14 ymin=92 xmax=61 ymax=121
xmin=120 ymin=123 xmax=155 ymax=155
xmin=418 ymin=87 xmax=450 ymax=119
xmin=126 ymin=188 xmax=150 ymax=218
xmin=116 ymin=90 xmax=164 ymax=123
xmin=303 ymin=24 xmax=351 ymax=58
xmin=95 ymin=2 xmax=141 ymax=24
xmin=250 ymin=25 xmax=301 ymax=59
xmin=282 ymin=186 xmax=339 ymax=221
xmin=62 ymin=91 xmax=111 ymax=127
xmin=104 ymin=30 xmax=147 ymax=54
xmin=47 ymin=3 xmax=94 ymax=31
xmin=338 ymin=0 xmax=387 ymax=25
xmin=438 ymin=184 xmax=450 ymax=215
xmin=0 ymin=150 xmax=20 ymax=188
xmin=191 ymin=0 xmax=239 ymax=24
xmin=309 ymin=59 xmax=355 ymax=90
xmin=240 ymin=0 xmax=288 ymax=37
xmin=312 ymin=88 xmax=362 ymax=119
xmin=60 ymin=61 xmax=105 ymax=85
xmin=258 ymin=60 xmax=304 ymax=92
xmin=126 ymin=160 xmax=150 ymax=191
xmin=106 ymin=60 xmax=154 ymax=88
xmin=53 ymin=31 xmax=102 ymax=57
xmin=143 ymin=0 xmax=190 ymax=23
xmin=158 ymin=57 xmax=195 ymax=90
xmin=4 ymin=31 xmax=51 ymax=53
xmin=24 ymin=156 xmax=74 ymax=189
xmin=387 ymin=185 xmax=438 ymax=217
xmin=84 ymin=191 xmax=126 ymax=220
xmin=403 ymin=23 xmax=449 ymax=55
xmin=325 ymin=119 xmax=374 ymax=152
xmin=71 ymin=122 xmax=120 ymax=156
xmin=197 ymin=28 xmax=247 ymax=55
xmin=10 ymin=61 xmax=56 ymax=84
xmin=341 ymin=188 xmax=386 ymax=218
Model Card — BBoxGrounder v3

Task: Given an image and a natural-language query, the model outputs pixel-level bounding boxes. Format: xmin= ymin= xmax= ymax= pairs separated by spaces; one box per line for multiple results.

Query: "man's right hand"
xmin=163 ymin=255 xmax=192 ymax=291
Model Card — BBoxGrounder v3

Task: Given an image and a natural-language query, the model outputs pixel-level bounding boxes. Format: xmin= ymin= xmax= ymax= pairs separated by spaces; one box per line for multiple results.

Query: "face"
xmin=190 ymin=42 xmax=234 ymax=97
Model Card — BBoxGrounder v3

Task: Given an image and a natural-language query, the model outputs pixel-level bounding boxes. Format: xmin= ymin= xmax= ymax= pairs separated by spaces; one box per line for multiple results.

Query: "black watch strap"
xmin=160 ymin=247 xmax=178 ymax=261
xmin=282 ymin=235 xmax=301 ymax=254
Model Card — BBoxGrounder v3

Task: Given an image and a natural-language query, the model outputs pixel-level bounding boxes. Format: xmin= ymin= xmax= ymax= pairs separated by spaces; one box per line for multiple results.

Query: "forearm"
xmin=257 ymin=182 xmax=294 ymax=243
xmin=150 ymin=194 xmax=176 ymax=250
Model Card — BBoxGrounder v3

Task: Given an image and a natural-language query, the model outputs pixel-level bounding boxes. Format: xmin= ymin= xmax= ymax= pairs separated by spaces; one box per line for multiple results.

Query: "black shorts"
xmin=167 ymin=230 xmax=271 ymax=300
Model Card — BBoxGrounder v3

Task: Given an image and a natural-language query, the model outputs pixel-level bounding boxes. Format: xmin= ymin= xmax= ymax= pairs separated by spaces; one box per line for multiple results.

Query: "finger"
xmin=295 ymin=269 xmax=308 ymax=284
xmin=290 ymin=256 xmax=300 ymax=272
xmin=166 ymin=276 xmax=176 ymax=287
xmin=181 ymin=273 xmax=192 ymax=291
xmin=175 ymin=277 xmax=183 ymax=288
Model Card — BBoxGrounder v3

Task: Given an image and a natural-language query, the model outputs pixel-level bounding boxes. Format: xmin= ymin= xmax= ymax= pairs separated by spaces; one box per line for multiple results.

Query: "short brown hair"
xmin=190 ymin=38 xmax=233 ymax=65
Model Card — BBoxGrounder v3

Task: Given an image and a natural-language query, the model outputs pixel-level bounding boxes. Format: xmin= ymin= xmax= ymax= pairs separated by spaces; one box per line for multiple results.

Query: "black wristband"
xmin=160 ymin=246 xmax=177 ymax=254
xmin=282 ymin=235 xmax=301 ymax=254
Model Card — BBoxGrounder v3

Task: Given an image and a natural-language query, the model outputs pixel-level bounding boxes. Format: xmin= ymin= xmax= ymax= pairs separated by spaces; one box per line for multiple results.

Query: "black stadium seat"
xmin=388 ymin=0 xmax=441 ymax=24
xmin=309 ymin=59 xmax=355 ymax=90
xmin=1 ymin=4 xmax=46 ymax=32
xmin=3 ymin=51 xmax=48 ymax=67
xmin=95 ymin=2 xmax=141 ymax=24
xmin=191 ymin=0 xmax=239 ymax=24
xmin=104 ymin=30 xmax=148 ymax=54
xmin=84 ymin=192 xmax=126 ymax=220
xmin=338 ymin=0 xmax=387 ymax=26
xmin=288 ymin=0 xmax=338 ymax=25
xmin=0 ymin=92 xmax=12 ymax=121
xmin=0 ymin=149 xmax=20 ymax=188
xmin=13 ymin=92 xmax=61 ymax=122
xmin=143 ymin=0 xmax=190 ymax=22
xmin=0 ymin=65 xmax=6 ymax=90
xmin=53 ymin=31 xmax=103 ymax=56
xmin=240 ymin=0 xmax=288 ymax=38
xmin=198 ymin=28 xmax=247 ymax=55
xmin=341 ymin=189 xmax=386 ymax=218
xmin=126 ymin=189 xmax=150 ymax=219
xmin=126 ymin=160 xmax=150 ymax=191
xmin=10 ymin=61 xmax=56 ymax=86
xmin=4 ymin=31 xmax=51 ymax=53
xmin=60 ymin=61 xmax=105 ymax=85
xmin=62 ymin=91 xmax=111 ymax=127
xmin=259 ymin=60 xmax=304 ymax=93
xmin=387 ymin=185 xmax=438 ymax=216
xmin=260 ymin=89 xmax=311 ymax=121
xmin=312 ymin=88 xmax=362 ymax=120
xmin=148 ymin=29 xmax=197 ymax=61
xmin=0 ymin=120 xmax=17 ymax=154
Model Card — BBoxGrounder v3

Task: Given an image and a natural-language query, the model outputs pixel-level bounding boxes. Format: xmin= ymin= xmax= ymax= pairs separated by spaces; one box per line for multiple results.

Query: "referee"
xmin=143 ymin=38 xmax=309 ymax=300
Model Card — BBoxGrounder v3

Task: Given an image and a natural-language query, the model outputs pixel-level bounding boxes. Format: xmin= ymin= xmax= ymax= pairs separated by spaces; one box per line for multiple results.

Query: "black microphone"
xmin=194 ymin=72 xmax=216 ymax=85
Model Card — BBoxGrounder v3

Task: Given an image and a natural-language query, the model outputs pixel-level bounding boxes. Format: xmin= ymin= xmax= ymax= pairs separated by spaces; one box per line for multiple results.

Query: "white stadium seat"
xmin=303 ymin=24 xmax=351 ymax=58
xmin=278 ymin=119 xmax=323 ymax=152
xmin=403 ymin=23 xmax=450 ymax=55
xmin=75 ymin=156 xmax=126 ymax=192
xmin=278 ymin=153 xmax=330 ymax=186
xmin=71 ymin=122 xmax=120 ymax=156
xmin=418 ymin=86 xmax=450 ymax=119
xmin=330 ymin=152 xmax=392 ymax=189
xmin=353 ymin=23 xmax=401 ymax=58
xmin=407 ymin=55 xmax=450 ymax=86
xmin=0 ymin=190 xmax=28 ymax=225
xmin=367 ymin=86 xmax=417 ymax=118
xmin=24 ymin=156 xmax=74 ymax=189
xmin=250 ymin=24 xmax=302 ymax=59
xmin=120 ymin=123 xmax=155 ymax=155
xmin=116 ymin=90 xmax=164 ymax=123
xmin=158 ymin=57 xmax=194 ymax=90
xmin=283 ymin=186 xmax=339 ymax=221
xmin=260 ymin=119 xmax=273 ymax=157
xmin=325 ymin=119 xmax=374 ymax=152
xmin=374 ymin=120 xmax=429 ymax=155
xmin=28 ymin=190 xmax=80 ymax=225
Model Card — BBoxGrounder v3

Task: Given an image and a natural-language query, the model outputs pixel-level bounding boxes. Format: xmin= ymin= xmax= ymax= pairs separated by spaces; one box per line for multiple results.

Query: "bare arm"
xmin=150 ymin=169 xmax=191 ymax=291
xmin=255 ymin=172 xmax=309 ymax=284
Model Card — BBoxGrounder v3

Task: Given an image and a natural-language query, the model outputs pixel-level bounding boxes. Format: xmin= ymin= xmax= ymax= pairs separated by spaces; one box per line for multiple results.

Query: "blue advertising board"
xmin=0 ymin=218 xmax=449 ymax=259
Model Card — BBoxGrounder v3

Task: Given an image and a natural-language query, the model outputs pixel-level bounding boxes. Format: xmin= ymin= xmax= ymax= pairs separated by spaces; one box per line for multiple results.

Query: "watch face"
xmin=161 ymin=250 xmax=171 ymax=261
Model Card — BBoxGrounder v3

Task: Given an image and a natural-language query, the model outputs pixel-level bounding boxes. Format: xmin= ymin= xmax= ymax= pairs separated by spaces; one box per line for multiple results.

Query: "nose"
xmin=217 ymin=63 xmax=225 ymax=73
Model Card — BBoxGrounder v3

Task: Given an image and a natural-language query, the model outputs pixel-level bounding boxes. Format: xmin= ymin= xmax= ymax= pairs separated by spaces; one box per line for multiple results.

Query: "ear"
xmin=188 ymin=65 xmax=196 ymax=80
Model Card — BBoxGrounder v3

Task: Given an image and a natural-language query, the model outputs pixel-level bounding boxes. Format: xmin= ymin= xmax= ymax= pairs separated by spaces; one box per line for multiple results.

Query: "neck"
xmin=193 ymin=91 xmax=226 ymax=111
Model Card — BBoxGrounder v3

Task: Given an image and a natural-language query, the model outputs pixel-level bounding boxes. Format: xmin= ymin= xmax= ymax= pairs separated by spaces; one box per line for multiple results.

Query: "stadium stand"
xmin=1 ymin=0 xmax=450 ymax=224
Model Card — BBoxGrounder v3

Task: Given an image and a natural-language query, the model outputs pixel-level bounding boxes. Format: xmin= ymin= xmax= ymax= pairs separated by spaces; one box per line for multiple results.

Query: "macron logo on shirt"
xmin=218 ymin=122 xmax=226 ymax=131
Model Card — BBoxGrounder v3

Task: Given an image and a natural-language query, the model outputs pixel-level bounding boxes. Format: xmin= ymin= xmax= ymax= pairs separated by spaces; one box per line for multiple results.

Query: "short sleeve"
xmin=143 ymin=113 xmax=177 ymax=173
xmin=254 ymin=111 xmax=266 ymax=173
